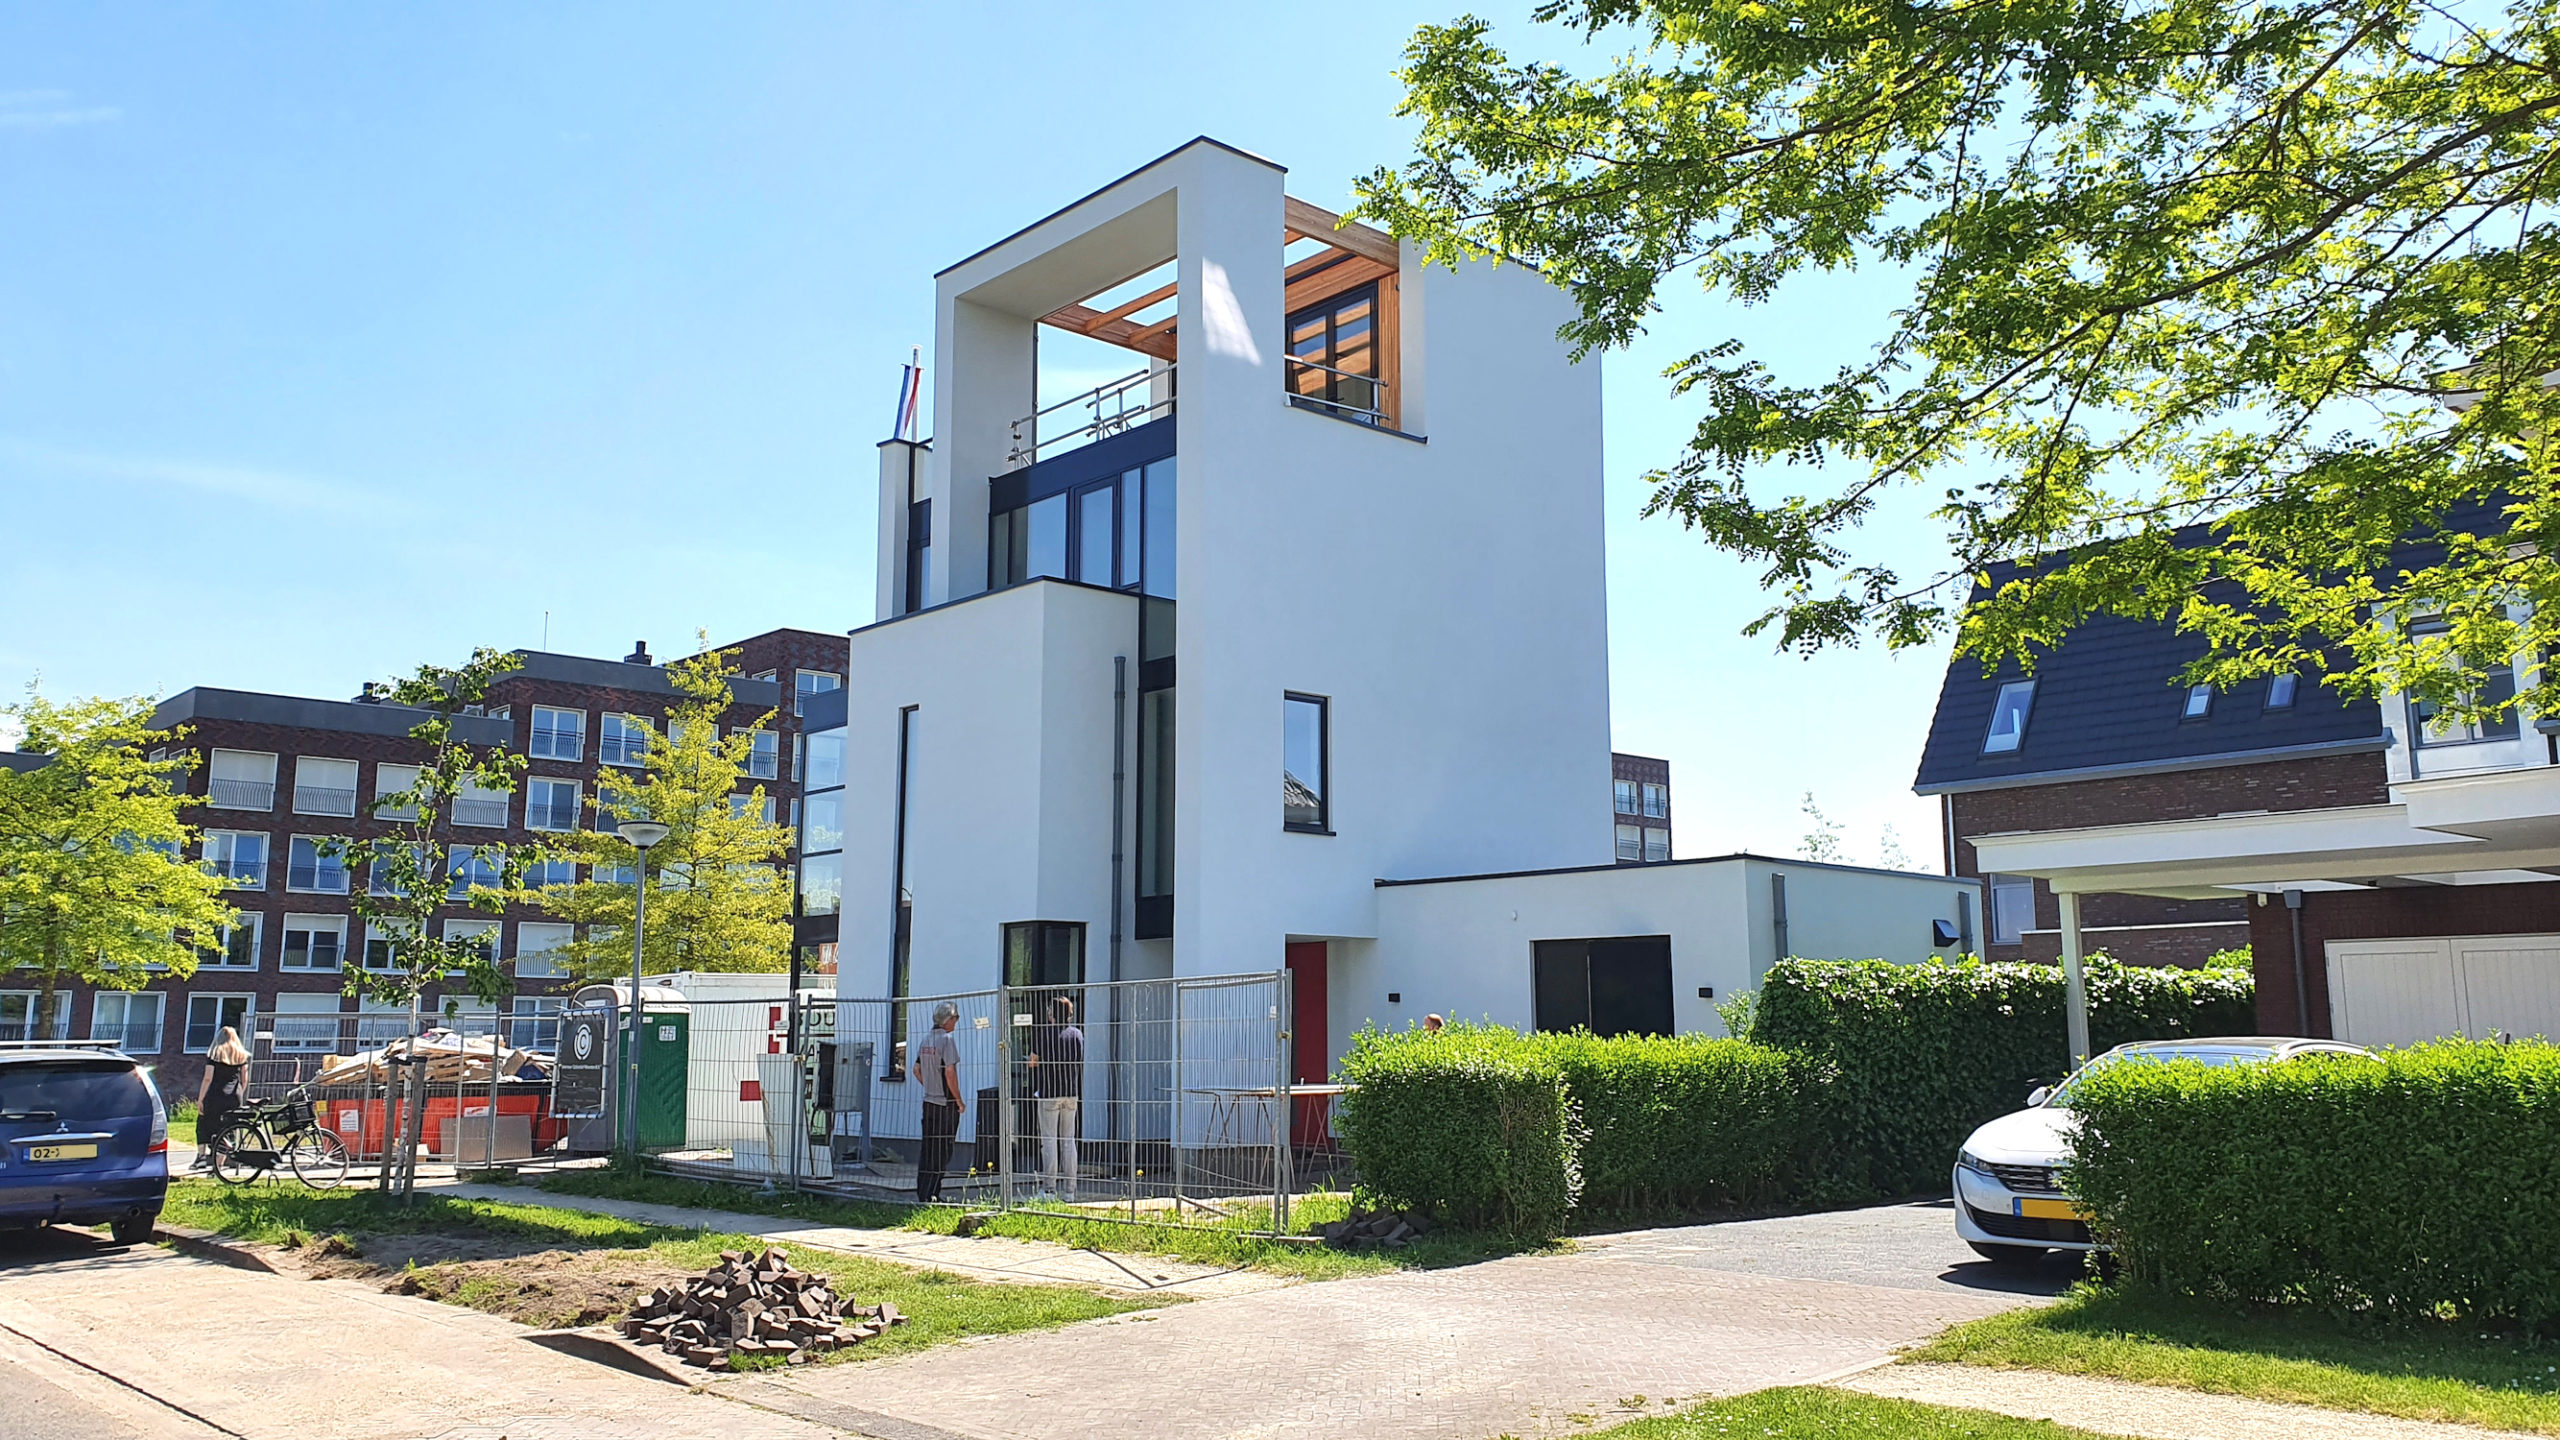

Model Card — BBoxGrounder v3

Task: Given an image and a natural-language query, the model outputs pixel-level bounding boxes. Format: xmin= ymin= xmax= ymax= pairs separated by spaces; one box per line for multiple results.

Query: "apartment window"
xmin=599 ymin=713 xmax=651 ymax=767
xmin=447 ymin=845 xmax=503 ymax=899
xmin=1616 ymin=825 xmax=1644 ymax=862
xmin=1981 ymin=679 xmax=2036 ymax=754
xmin=288 ymin=835 xmax=348 ymax=894
xmin=282 ymin=915 xmax=347 ymax=972
xmin=444 ymin=919 xmax=501 ymax=968
xmin=2265 ymin=672 xmax=2299 ymax=709
xmin=739 ymin=729 xmax=780 ymax=781
xmin=1000 ymin=920 xmax=1085 ymax=989
xmin=356 ymin=998 xmax=409 ymax=1045
xmin=528 ymin=705 xmax=584 ymax=761
xmin=526 ymin=777 xmax=580 ymax=832
xmin=208 ymin=749 xmax=278 ymax=810
xmin=805 ymin=728 xmax=843 ymax=790
xmin=1532 ymin=936 xmax=1673 ymax=1038
xmin=1283 ymin=693 xmax=1329 ymax=832
xmin=89 ymin=992 xmax=165 ymax=1053
xmin=270 ymin=993 xmax=344 ymax=1054
xmin=1287 ymin=282 xmax=1382 ymax=421
xmin=515 ymin=922 xmax=573 ymax=979
xmin=373 ymin=763 xmax=421 ymax=820
xmin=201 ymin=914 xmax=260 ymax=970
xmin=2408 ymin=624 xmax=2520 ymax=745
xmin=523 ymin=856 xmax=578 ymax=889
xmin=802 ymin=792 xmax=844 ymax=853
xmin=292 ymin=756 xmax=359 ymax=817
xmin=1988 ymin=875 xmax=2037 ymax=946
xmin=183 ymin=993 xmax=253 ymax=1053
xmin=795 ymin=670 xmax=842 ymax=717
xmin=362 ymin=922 xmax=411 ymax=972
xmin=1644 ymin=828 xmax=1670 ymax=864
xmin=202 ymin=830 xmax=268 ymax=888
xmin=2182 ymin=684 xmax=2214 ymax=720
xmin=452 ymin=780 xmax=508 ymax=828
xmin=1614 ymin=779 xmax=1639 ymax=815
xmin=1641 ymin=783 xmax=1669 ymax=820
xmin=368 ymin=841 xmax=423 ymax=897
xmin=729 ymin=793 xmax=778 ymax=825
xmin=791 ymin=733 xmax=805 ymax=782
xmin=509 ymin=996 xmax=566 ymax=1050
xmin=0 ymin=993 xmax=71 ymax=1042
xmin=799 ymin=853 xmax=843 ymax=917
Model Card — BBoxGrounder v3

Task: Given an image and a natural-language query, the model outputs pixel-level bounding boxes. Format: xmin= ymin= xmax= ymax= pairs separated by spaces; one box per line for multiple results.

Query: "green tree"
xmin=0 ymin=691 xmax=235 ymax=1038
xmin=1356 ymin=0 xmax=2560 ymax=717
xmin=523 ymin=645 xmax=794 ymax=981
xmin=1798 ymin=790 xmax=1844 ymax=862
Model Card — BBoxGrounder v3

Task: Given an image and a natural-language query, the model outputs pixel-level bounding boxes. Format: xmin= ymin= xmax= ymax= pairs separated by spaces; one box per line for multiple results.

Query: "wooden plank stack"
xmin=618 ymin=1248 xmax=906 ymax=1370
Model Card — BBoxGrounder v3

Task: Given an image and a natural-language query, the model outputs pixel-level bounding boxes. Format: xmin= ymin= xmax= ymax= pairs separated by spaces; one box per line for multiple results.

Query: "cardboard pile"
xmin=311 ymin=1030 xmax=546 ymax=1087
xmin=620 ymin=1248 xmax=906 ymax=1369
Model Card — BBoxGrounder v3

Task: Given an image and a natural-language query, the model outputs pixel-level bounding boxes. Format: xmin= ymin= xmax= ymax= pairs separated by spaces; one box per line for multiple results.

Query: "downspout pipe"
xmin=2285 ymin=888 xmax=2311 ymax=1036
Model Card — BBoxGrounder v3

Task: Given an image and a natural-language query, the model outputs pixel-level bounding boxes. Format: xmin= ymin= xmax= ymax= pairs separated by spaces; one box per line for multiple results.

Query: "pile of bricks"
xmin=619 ymin=1247 xmax=907 ymax=1369
xmin=1321 ymin=1206 xmax=1437 ymax=1251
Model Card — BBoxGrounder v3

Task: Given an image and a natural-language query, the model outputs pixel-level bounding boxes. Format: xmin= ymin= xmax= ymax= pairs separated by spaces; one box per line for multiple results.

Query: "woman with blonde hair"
xmin=192 ymin=1027 xmax=249 ymax=1171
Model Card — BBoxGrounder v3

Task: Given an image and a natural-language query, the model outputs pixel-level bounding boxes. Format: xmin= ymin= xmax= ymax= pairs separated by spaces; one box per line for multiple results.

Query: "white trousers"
xmin=1036 ymin=1096 xmax=1079 ymax=1198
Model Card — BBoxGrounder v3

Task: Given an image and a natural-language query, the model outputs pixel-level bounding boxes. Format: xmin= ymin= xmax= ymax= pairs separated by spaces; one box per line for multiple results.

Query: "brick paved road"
xmin=735 ymin=1201 xmax=2062 ymax=1440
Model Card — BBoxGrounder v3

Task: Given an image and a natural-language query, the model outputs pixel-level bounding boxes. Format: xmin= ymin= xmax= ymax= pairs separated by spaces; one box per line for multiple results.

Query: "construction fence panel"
xmin=245 ymin=1008 xmax=566 ymax=1174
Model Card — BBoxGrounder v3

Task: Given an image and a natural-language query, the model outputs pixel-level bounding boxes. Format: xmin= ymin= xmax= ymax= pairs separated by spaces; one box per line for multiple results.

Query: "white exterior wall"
xmin=1353 ymin=859 xmax=1979 ymax=1054
xmin=835 ymin=580 xmax=1138 ymax=1003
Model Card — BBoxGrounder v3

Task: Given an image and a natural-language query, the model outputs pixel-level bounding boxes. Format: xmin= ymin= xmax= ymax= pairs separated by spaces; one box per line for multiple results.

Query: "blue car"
xmin=0 ymin=1043 xmax=170 ymax=1245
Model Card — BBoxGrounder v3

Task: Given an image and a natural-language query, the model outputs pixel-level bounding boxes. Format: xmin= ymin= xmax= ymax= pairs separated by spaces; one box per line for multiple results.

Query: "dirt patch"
xmin=260 ymin=1231 xmax=697 ymax=1330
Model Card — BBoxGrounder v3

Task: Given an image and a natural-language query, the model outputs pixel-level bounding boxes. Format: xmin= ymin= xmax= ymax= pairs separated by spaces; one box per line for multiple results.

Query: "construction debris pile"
xmin=621 ymin=1248 xmax=906 ymax=1369
xmin=312 ymin=1030 xmax=550 ymax=1087
xmin=1321 ymin=1206 xmax=1436 ymax=1251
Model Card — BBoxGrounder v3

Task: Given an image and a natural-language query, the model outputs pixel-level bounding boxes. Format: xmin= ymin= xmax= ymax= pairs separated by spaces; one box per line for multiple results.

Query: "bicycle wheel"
xmin=206 ymin=1118 xmax=267 ymax=1186
xmin=284 ymin=1127 xmax=351 ymax=1190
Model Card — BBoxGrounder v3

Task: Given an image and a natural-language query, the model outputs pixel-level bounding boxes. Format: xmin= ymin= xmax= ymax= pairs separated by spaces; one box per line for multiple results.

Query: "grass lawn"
xmin=534 ymin=1168 xmax=1551 ymax=1281
xmin=161 ymin=1178 xmax=1148 ymax=1362
xmin=1559 ymin=1387 xmax=2125 ymax=1439
xmin=164 ymin=1100 xmax=196 ymax=1146
xmin=1913 ymin=1284 xmax=2560 ymax=1435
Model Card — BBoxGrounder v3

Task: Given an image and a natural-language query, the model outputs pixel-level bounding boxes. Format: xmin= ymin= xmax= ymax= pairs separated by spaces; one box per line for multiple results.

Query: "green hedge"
xmin=1753 ymin=957 xmax=2255 ymax=1195
xmin=1337 ymin=1025 xmax=1810 ymax=1224
xmin=2067 ymin=1040 xmax=2560 ymax=1330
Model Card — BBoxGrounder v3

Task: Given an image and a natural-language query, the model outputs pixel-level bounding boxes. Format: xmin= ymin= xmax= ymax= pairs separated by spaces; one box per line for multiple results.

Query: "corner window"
xmin=1532 ymin=936 xmax=1673 ymax=1037
xmin=2183 ymin=684 xmax=2214 ymax=720
xmin=805 ymin=728 xmax=844 ymax=790
xmin=1981 ymin=679 xmax=2035 ymax=754
xmin=530 ymin=705 xmax=585 ymax=761
xmin=2265 ymin=673 xmax=2299 ymax=709
xmin=1283 ymin=693 xmax=1329 ymax=832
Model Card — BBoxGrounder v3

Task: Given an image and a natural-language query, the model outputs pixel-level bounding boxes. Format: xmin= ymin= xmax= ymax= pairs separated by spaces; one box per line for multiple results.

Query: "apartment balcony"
xmin=90 ymin=1020 xmax=162 ymax=1053
xmin=208 ymin=779 xmax=275 ymax=810
xmin=293 ymin=784 xmax=359 ymax=817
xmin=207 ymin=859 xmax=267 ymax=888
xmin=1008 ymin=364 xmax=1175 ymax=472
xmin=451 ymin=796 xmax=510 ymax=828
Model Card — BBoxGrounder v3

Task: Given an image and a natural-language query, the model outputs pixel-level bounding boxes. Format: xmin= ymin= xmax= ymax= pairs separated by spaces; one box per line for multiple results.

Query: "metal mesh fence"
xmin=245 ymin=1009 xmax=568 ymax=1177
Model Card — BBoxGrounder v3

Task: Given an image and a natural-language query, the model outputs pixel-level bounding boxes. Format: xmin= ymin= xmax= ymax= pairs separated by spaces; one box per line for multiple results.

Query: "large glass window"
xmin=1283 ymin=693 xmax=1329 ymax=832
xmin=799 ymin=853 xmax=843 ymax=917
xmin=2409 ymin=624 xmax=2520 ymax=745
xmin=373 ymin=763 xmax=421 ymax=820
xmin=203 ymin=830 xmax=268 ymax=888
xmin=802 ymin=792 xmax=844 ymax=852
xmin=992 ymin=462 xmax=1167 ymax=595
xmin=1137 ymin=690 xmax=1175 ymax=906
xmin=447 ymin=845 xmax=503 ymax=899
xmin=805 ymin=728 xmax=844 ymax=789
xmin=1643 ymin=828 xmax=1670 ymax=863
xmin=1025 ymin=493 xmax=1068 ymax=581
xmin=1078 ymin=483 xmax=1116 ymax=586
xmin=1001 ymin=921 xmax=1085 ymax=989
xmin=740 ymin=729 xmax=780 ymax=780
xmin=515 ymin=922 xmax=572 ymax=979
xmin=1287 ymin=283 xmax=1381 ymax=420
xmin=530 ymin=705 xmax=585 ymax=760
xmin=452 ymin=780 xmax=509 ymax=828
xmin=1982 ymin=679 xmax=2036 ymax=754
xmin=1142 ymin=458 xmax=1175 ymax=598
xmin=288 ymin=835 xmax=348 ymax=894
xmin=0 ymin=993 xmax=72 ymax=1042
xmin=1532 ymin=937 xmax=1673 ymax=1037
xmin=1642 ymin=783 xmax=1669 ymax=819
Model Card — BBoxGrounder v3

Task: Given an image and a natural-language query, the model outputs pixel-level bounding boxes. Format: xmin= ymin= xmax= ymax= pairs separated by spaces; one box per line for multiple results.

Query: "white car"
xmin=1952 ymin=1035 xmax=2373 ymax=1265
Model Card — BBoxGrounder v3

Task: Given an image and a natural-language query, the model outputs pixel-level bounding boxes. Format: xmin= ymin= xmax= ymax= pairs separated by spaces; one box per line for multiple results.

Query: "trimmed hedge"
xmin=1337 ymin=1025 xmax=1810 ymax=1225
xmin=1753 ymin=956 xmax=2255 ymax=1195
xmin=2067 ymin=1040 xmax=2560 ymax=1330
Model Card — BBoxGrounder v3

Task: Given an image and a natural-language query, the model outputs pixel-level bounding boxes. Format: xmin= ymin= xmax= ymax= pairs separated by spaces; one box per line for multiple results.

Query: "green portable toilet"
xmin=568 ymin=983 xmax=690 ymax=1153
xmin=634 ymin=993 xmax=690 ymax=1151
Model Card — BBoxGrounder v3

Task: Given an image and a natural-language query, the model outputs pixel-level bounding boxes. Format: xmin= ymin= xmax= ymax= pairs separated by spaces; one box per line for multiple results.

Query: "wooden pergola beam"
xmin=1034 ymin=200 xmax=1397 ymax=360
xmin=1284 ymin=196 xmax=1399 ymax=270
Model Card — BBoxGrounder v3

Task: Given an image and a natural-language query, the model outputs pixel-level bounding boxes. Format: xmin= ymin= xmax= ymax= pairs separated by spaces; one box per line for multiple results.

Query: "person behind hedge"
xmin=913 ymin=1001 xmax=965 ymax=1204
xmin=192 ymin=1027 xmax=250 ymax=1171
xmin=1423 ymin=1013 xmax=1445 ymax=1034
xmin=1025 ymin=994 xmax=1085 ymax=1201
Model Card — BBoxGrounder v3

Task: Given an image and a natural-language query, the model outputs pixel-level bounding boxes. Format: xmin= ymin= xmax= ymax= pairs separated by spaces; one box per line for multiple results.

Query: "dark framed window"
xmin=1283 ymin=692 xmax=1329 ymax=832
xmin=2264 ymin=672 xmax=2299 ymax=709
xmin=904 ymin=498 xmax=932 ymax=614
xmin=1001 ymin=921 xmax=1086 ymax=989
xmin=2182 ymin=683 xmax=2214 ymax=720
xmin=1286 ymin=282 xmax=1381 ymax=421
xmin=1531 ymin=937 xmax=1673 ymax=1037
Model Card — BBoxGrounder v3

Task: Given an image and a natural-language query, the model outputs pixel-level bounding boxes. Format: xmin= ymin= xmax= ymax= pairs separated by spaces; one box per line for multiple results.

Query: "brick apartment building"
xmin=0 ymin=628 xmax=847 ymax=1094
xmin=1611 ymin=752 xmax=1674 ymax=864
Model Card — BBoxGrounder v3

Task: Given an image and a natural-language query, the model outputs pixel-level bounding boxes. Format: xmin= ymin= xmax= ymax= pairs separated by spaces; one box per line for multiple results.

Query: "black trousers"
xmin=917 ymin=1101 xmax=961 ymax=1202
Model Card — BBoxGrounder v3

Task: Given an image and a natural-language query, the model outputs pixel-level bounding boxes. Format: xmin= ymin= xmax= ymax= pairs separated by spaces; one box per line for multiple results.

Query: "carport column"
xmin=2058 ymin=889 xmax=2091 ymax=1066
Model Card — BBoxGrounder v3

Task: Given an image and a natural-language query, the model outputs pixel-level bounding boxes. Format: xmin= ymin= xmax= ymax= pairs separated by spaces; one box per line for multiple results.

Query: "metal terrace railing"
xmin=1284 ymin=356 xmax=1390 ymax=427
xmin=1007 ymin=364 xmax=1176 ymax=470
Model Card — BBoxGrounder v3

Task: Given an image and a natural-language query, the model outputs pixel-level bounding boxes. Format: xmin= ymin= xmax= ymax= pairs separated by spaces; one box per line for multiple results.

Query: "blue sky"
xmin=0 ymin=3 xmax=1952 ymax=865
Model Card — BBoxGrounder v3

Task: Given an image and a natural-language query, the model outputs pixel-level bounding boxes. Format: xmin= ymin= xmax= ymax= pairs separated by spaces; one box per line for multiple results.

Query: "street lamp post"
xmin=617 ymin=819 xmax=672 ymax=1157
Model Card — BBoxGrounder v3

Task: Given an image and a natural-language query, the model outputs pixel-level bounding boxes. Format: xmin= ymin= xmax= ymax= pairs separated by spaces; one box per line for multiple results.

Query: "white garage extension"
xmin=2327 ymin=934 xmax=2560 ymax=1047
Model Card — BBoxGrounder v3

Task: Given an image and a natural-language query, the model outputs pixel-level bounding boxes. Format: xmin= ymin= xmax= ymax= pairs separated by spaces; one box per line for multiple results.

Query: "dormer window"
xmin=1982 ymin=680 xmax=2035 ymax=754
xmin=2183 ymin=684 xmax=2214 ymax=720
xmin=2265 ymin=673 xmax=2299 ymax=709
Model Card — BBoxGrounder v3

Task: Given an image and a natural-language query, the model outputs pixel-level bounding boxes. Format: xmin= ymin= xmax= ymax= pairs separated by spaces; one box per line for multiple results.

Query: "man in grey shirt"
xmin=914 ymin=1000 xmax=965 ymax=1203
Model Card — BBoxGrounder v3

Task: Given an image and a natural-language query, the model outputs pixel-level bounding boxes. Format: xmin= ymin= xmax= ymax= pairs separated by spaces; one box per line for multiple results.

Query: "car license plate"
xmin=2016 ymin=1196 xmax=2084 ymax=1221
xmin=27 ymin=1143 xmax=98 ymax=1163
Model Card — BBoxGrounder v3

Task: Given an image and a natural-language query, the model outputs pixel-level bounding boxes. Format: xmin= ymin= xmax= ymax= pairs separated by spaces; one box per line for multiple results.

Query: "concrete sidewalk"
xmin=1844 ymin=1363 xmax=2518 ymax=1440
xmin=422 ymin=1179 xmax=1292 ymax=1299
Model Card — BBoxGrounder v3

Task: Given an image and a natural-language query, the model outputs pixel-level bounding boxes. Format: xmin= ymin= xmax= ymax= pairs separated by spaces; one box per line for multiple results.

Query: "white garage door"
xmin=2326 ymin=934 xmax=2560 ymax=1046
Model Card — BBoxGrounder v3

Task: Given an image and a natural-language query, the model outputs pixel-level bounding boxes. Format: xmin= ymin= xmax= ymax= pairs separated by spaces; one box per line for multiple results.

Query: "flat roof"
xmin=1376 ymin=852 xmax=1974 ymax=888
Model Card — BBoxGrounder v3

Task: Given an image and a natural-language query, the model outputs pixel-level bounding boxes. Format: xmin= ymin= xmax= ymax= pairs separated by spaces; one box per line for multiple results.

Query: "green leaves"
xmin=1359 ymin=0 xmax=2560 ymax=716
xmin=2068 ymin=1040 xmax=2560 ymax=1328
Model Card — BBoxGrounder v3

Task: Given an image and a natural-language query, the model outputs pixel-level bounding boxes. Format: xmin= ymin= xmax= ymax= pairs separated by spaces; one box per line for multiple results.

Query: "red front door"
xmin=1283 ymin=942 xmax=1330 ymax=1147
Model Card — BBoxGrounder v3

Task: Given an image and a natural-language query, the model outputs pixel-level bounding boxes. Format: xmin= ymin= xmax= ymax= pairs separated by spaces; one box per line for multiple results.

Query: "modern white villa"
xmin=811 ymin=139 xmax=1973 ymax=1083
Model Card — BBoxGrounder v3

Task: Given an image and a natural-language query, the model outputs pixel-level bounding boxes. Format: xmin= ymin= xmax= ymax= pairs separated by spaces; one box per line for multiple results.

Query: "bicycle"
xmin=204 ymin=1089 xmax=352 ymax=1189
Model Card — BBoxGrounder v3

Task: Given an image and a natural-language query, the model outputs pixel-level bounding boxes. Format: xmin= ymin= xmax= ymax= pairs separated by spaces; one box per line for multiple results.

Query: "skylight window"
xmin=1982 ymin=680 xmax=2036 ymax=754
xmin=2183 ymin=684 xmax=2214 ymax=720
xmin=2265 ymin=673 xmax=2298 ymax=709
